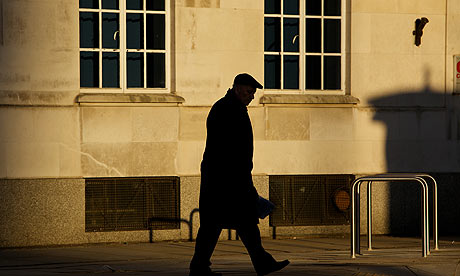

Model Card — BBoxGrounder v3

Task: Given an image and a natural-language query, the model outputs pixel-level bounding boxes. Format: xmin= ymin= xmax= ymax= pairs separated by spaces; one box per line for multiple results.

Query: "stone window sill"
xmin=260 ymin=94 xmax=360 ymax=105
xmin=76 ymin=93 xmax=185 ymax=105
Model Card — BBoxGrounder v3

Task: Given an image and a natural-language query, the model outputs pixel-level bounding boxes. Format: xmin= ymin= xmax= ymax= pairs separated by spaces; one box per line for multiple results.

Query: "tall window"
xmin=264 ymin=0 xmax=344 ymax=92
xmin=79 ymin=0 xmax=169 ymax=91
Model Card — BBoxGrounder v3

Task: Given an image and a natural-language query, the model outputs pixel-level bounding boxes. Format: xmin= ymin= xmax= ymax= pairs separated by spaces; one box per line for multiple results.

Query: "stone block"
xmin=370 ymin=14 xmax=414 ymax=54
xmin=81 ymin=107 xmax=132 ymax=143
xmin=130 ymin=142 xmax=178 ymax=176
xmin=180 ymin=176 xmax=201 ymax=240
xmin=59 ymin=142 xmax=82 ymax=177
xmin=353 ymin=108 xmax=388 ymax=141
xmin=34 ymin=107 xmax=80 ymax=143
xmin=0 ymin=108 xmax=35 ymax=142
xmin=176 ymin=141 xmax=205 ymax=175
xmin=351 ymin=13 xmax=371 ymax=54
xmin=81 ymin=142 xmax=178 ymax=177
xmin=132 ymin=107 xmax=179 ymax=142
xmin=309 ymin=108 xmax=353 ymax=141
xmin=0 ymin=143 xmax=6 ymax=178
xmin=266 ymin=107 xmax=310 ymax=140
xmin=248 ymin=107 xmax=265 ymax=141
xmin=0 ymin=178 xmax=85 ymax=247
xmin=179 ymin=107 xmax=208 ymax=141
xmin=81 ymin=143 xmax=131 ymax=177
xmin=6 ymin=142 xmax=60 ymax=178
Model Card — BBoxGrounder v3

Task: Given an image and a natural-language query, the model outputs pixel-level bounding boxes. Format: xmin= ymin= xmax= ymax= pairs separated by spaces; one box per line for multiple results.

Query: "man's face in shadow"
xmin=234 ymin=84 xmax=256 ymax=106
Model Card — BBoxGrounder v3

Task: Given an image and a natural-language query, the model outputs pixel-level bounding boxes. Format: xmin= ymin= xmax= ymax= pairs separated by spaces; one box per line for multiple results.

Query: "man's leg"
xmin=236 ymin=224 xmax=289 ymax=275
xmin=190 ymin=224 xmax=222 ymax=274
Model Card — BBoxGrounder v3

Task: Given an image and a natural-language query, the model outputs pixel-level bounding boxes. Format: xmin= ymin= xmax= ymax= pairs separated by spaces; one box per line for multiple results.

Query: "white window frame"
xmin=79 ymin=0 xmax=170 ymax=94
xmin=264 ymin=0 xmax=346 ymax=95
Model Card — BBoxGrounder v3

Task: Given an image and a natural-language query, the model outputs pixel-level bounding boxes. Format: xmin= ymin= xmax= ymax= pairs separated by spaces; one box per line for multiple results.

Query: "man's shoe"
xmin=257 ymin=260 xmax=290 ymax=276
xmin=189 ymin=268 xmax=222 ymax=276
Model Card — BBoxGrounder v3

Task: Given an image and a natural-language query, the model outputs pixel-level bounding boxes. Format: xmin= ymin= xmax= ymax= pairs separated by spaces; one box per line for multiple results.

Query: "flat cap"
xmin=233 ymin=73 xmax=263 ymax=89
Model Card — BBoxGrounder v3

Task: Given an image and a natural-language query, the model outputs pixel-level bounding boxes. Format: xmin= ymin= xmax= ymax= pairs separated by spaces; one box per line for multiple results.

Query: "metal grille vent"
xmin=269 ymin=175 xmax=354 ymax=226
xmin=85 ymin=177 xmax=180 ymax=232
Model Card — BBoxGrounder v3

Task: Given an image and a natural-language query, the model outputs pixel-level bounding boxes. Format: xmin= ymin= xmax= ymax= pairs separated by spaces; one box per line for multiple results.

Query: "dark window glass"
xmin=127 ymin=0 xmax=142 ymax=10
xmin=284 ymin=56 xmax=299 ymax=89
xmin=284 ymin=0 xmax=299 ymax=15
xmin=283 ymin=18 xmax=299 ymax=53
xmin=127 ymin=13 xmax=143 ymax=49
xmin=147 ymin=53 xmax=165 ymax=88
xmin=102 ymin=13 xmax=119 ymax=49
xmin=102 ymin=52 xmax=119 ymax=88
xmin=305 ymin=18 xmax=321 ymax=53
xmin=80 ymin=0 xmax=98 ymax=9
xmin=325 ymin=0 xmax=341 ymax=16
xmin=147 ymin=0 xmax=165 ymax=11
xmin=102 ymin=0 xmax=118 ymax=9
xmin=265 ymin=0 xmax=280 ymax=14
xmin=147 ymin=14 xmax=165 ymax=50
xmin=80 ymin=52 xmax=99 ymax=87
xmin=324 ymin=19 xmax=340 ymax=53
xmin=305 ymin=0 xmax=321 ymax=15
xmin=324 ymin=56 xmax=341 ymax=89
xmin=264 ymin=55 xmax=281 ymax=89
xmin=80 ymin=12 xmax=99 ymax=48
xmin=127 ymin=52 xmax=144 ymax=88
xmin=264 ymin=17 xmax=281 ymax=52
xmin=305 ymin=55 xmax=321 ymax=89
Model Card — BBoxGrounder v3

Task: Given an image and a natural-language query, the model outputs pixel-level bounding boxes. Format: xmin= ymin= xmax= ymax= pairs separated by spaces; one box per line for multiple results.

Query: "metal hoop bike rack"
xmin=351 ymin=173 xmax=438 ymax=258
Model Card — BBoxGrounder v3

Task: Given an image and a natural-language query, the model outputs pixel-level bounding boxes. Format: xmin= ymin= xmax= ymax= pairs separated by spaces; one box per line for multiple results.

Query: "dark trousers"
xmin=190 ymin=223 xmax=276 ymax=273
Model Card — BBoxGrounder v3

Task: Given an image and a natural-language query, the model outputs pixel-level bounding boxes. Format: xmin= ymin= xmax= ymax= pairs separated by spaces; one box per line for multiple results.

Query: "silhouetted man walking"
xmin=189 ymin=73 xmax=289 ymax=276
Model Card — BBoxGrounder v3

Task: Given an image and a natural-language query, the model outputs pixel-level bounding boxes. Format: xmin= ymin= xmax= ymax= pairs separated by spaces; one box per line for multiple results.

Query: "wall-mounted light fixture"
xmin=413 ymin=17 xmax=429 ymax=46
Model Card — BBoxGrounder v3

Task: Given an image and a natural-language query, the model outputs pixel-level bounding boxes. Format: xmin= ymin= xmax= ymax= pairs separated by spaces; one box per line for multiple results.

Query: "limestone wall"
xmin=0 ymin=0 xmax=460 ymax=246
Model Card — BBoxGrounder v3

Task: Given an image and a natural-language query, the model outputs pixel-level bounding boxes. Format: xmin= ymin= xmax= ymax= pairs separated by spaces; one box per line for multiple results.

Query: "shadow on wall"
xmin=369 ymin=77 xmax=460 ymax=237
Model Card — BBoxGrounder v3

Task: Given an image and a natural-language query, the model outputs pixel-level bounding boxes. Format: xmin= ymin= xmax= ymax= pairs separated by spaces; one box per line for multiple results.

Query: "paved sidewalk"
xmin=1 ymin=235 xmax=459 ymax=275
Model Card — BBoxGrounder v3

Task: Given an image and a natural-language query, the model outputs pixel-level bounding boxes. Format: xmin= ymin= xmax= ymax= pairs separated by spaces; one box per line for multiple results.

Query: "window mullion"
xmin=300 ymin=0 xmax=305 ymax=93
xmin=121 ymin=0 xmax=126 ymax=91
xmin=320 ymin=0 xmax=324 ymax=91
xmin=280 ymin=0 xmax=284 ymax=90
xmin=143 ymin=0 xmax=147 ymax=88
xmin=165 ymin=0 xmax=170 ymax=91
xmin=341 ymin=0 xmax=346 ymax=92
xmin=99 ymin=0 xmax=103 ymax=88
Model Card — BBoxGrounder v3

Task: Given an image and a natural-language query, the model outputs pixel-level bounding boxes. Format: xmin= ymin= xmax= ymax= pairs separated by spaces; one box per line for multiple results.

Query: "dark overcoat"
xmin=199 ymin=89 xmax=259 ymax=228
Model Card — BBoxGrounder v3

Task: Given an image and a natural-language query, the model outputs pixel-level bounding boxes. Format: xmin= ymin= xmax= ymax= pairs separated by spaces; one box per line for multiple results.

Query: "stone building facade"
xmin=0 ymin=0 xmax=460 ymax=247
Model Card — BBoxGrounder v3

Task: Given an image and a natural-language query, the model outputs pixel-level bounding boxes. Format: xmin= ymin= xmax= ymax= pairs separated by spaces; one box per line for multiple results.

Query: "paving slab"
xmin=0 ymin=236 xmax=459 ymax=276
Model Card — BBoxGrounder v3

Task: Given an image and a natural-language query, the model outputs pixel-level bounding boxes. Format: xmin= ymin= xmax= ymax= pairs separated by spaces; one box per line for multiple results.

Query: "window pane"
xmin=284 ymin=18 xmax=299 ymax=52
xmin=324 ymin=56 xmax=341 ymax=90
xmin=127 ymin=53 xmax=144 ymax=88
xmin=147 ymin=14 xmax=165 ymax=50
xmin=325 ymin=0 xmax=341 ymax=16
xmin=127 ymin=0 xmax=142 ymax=10
xmin=103 ymin=52 xmax=119 ymax=88
xmin=147 ymin=0 xmax=165 ymax=11
xmin=80 ymin=52 xmax=99 ymax=87
xmin=284 ymin=56 xmax=299 ymax=89
xmin=102 ymin=0 xmax=118 ymax=9
xmin=127 ymin=13 xmax=143 ymax=49
xmin=305 ymin=0 xmax=321 ymax=15
xmin=324 ymin=19 xmax=340 ymax=53
xmin=305 ymin=55 xmax=321 ymax=89
xmin=305 ymin=18 xmax=321 ymax=53
xmin=102 ymin=13 xmax=119 ymax=49
xmin=284 ymin=0 xmax=299 ymax=15
xmin=264 ymin=17 xmax=280 ymax=52
xmin=80 ymin=0 xmax=98 ymax=9
xmin=80 ymin=12 xmax=99 ymax=48
xmin=264 ymin=55 xmax=281 ymax=89
xmin=265 ymin=0 xmax=280 ymax=14
xmin=147 ymin=53 xmax=165 ymax=88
